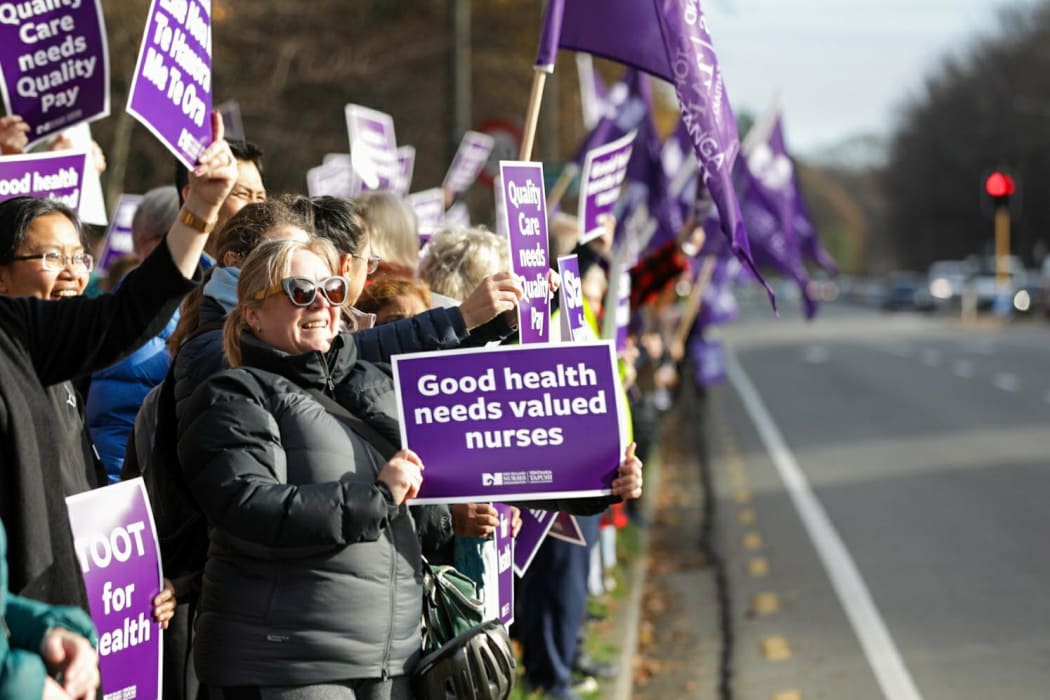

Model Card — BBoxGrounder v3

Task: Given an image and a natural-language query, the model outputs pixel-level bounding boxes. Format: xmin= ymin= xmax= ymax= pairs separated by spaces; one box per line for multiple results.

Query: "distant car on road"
xmin=882 ymin=272 xmax=934 ymax=312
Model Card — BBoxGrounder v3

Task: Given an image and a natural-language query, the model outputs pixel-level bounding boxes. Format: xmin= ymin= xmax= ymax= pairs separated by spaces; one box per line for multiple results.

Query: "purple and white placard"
xmin=578 ymin=129 xmax=635 ymax=244
xmin=548 ymin=512 xmax=586 ymax=546
xmin=66 ymin=479 xmax=162 ymax=700
xmin=406 ymin=188 xmax=445 ymax=246
xmin=96 ymin=194 xmax=142 ymax=275
xmin=216 ymin=99 xmax=244 ymax=142
xmin=306 ymin=156 xmax=353 ymax=199
xmin=127 ymin=0 xmax=212 ymax=170
xmin=345 ymin=104 xmax=398 ymax=193
xmin=0 ymin=0 xmax=109 ymax=148
xmin=395 ymin=342 xmax=627 ymax=505
xmin=499 ymin=161 xmax=550 ymax=343
xmin=493 ymin=503 xmax=515 ymax=625
xmin=513 ymin=508 xmax=558 ymax=577
xmin=556 ymin=254 xmax=594 ymax=342
xmin=445 ymin=201 xmax=470 ymax=229
xmin=0 ymin=150 xmax=86 ymax=208
xmin=443 ymin=130 xmax=495 ymax=196
xmin=394 ymin=145 xmax=416 ymax=196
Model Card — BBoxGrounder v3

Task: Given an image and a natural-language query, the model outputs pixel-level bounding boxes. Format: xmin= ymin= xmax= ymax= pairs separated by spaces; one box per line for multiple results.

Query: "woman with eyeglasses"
xmin=0 ymin=114 xmax=236 ymax=699
xmin=177 ymin=237 xmax=427 ymax=700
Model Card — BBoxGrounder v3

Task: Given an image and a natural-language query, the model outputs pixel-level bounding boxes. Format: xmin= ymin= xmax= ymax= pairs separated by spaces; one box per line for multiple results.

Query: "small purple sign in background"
xmin=127 ymin=0 xmax=213 ymax=169
xmin=493 ymin=503 xmax=515 ymax=625
xmin=513 ymin=508 xmax=557 ymax=577
xmin=346 ymin=104 xmax=398 ymax=193
xmin=557 ymin=254 xmax=594 ymax=342
xmin=578 ymin=129 xmax=635 ymax=244
xmin=500 ymin=161 xmax=550 ymax=343
xmin=548 ymin=512 xmax=586 ymax=546
xmin=443 ymin=130 xmax=495 ymax=196
xmin=66 ymin=478 xmax=162 ymax=700
xmin=395 ymin=343 xmax=626 ymax=505
xmin=0 ymin=0 xmax=110 ymax=147
xmin=406 ymin=188 xmax=446 ymax=246
xmin=395 ymin=145 xmax=415 ymax=196
xmin=306 ymin=156 xmax=353 ymax=199
xmin=0 ymin=150 xmax=86 ymax=208
xmin=96 ymin=194 xmax=142 ymax=275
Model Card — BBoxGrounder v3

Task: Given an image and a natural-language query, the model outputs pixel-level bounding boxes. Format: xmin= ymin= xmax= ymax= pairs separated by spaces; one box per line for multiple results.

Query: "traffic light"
xmin=984 ymin=170 xmax=1016 ymax=205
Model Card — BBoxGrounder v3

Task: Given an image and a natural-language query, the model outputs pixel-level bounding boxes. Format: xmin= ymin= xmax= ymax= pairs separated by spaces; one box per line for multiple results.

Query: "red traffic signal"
xmin=985 ymin=171 xmax=1016 ymax=200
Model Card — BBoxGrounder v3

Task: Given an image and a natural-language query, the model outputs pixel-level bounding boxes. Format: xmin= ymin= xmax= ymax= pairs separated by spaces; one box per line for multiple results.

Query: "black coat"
xmin=0 ymin=244 xmax=196 ymax=608
xmin=177 ymin=332 xmax=427 ymax=685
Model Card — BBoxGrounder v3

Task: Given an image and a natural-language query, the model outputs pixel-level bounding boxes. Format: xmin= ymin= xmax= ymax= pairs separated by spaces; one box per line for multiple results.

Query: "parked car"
xmin=882 ymin=272 xmax=935 ymax=312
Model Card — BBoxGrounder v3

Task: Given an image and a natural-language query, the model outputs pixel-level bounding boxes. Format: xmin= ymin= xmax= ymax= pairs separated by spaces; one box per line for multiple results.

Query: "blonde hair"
xmin=356 ymin=191 xmax=419 ymax=274
xmin=418 ymin=226 xmax=509 ymax=301
xmin=223 ymin=237 xmax=340 ymax=367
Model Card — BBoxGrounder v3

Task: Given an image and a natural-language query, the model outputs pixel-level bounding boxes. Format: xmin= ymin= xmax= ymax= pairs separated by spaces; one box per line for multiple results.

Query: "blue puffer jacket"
xmin=86 ymin=308 xmax=179 ymax=482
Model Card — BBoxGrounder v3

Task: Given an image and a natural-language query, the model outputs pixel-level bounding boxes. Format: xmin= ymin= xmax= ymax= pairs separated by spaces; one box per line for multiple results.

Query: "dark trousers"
xmin=164 ymin=601 xmax=204 ymax=700
xmin=519 ymin=513 xmax=601 ymax=693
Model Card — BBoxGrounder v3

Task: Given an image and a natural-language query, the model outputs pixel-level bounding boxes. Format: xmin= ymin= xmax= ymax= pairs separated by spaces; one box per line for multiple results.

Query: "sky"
xmin=699 ymin=0 xmax=1039 ymax=157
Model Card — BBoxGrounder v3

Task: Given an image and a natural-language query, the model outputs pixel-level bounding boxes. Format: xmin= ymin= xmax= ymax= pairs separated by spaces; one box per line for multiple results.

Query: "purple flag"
xmin=0 ymin=0 xmax=109 ymax=148
xmin=393 ymin=343 xmax=626 ymax=505
xmin=795 ymin=181 xmax=838 ymax=275
xmin=127 ymin=0 xmax=212 ymax=169
xmin=66 ymin=479 xmax=162 ymax=700
xmin=0 ymin=150 xmax=86 ymax=208
xmin=406 ymin=188 xmax=445 ymax=245
xmin=556 ymin=255 xmax=594 ymax=342
xmin=394 ymin=145 xmax=416 ymax=197
xmin=345 ymin=104 xmax=398 ymax=193
xmin=579 ymin=129 xmax=636 ymax=244
xmin=548 ymin=512 xmax=586 ymax=546
xmin=493 ymin=503 xmax=515 ymax=625
xmin=500 ymin=161 xmax=550 ymax=343
xmin=695 ymin=256 xmax=739 ymax=329
xmin=689 ymin=336 xmax=726 ymax=388
xmin=514 ymin=509 xmax=558 ymax=576
xmin=574 ymin=69 xmax=650 ymax=167
xmin=96 ymin=194 xmax=142 ymax=275
xmin=443 ymin=131 xmax=495 ymax=196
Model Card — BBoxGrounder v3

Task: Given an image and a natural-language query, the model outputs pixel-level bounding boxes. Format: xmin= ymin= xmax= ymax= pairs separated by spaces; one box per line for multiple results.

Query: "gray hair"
xmin=131 ymin=186 xmax=180 ymax=259
xmin=418 ymin=226 xmax=510 ymax=301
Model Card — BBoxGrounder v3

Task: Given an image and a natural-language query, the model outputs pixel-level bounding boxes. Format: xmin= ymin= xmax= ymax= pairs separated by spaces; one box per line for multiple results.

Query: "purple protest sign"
xmin=556 ymin=255 xmax=594 ymax=342
xmin=579 ymin=129 xmax=636 ymax=244
xmin=513 ymin=508 xmax=558 ymax=577
xmin=493 ymin=503 xmax=515 ymax=625
xmin=127 ymin=0 xmax=212 ymax=170
xmin=216 ymin=99 xmax=245 ymax=142
xmin=499 ymin=161 xmax=550 ymax=343
xmin=394 ymin=145 xmax=415 ymax=196
xmin=66 ymin=479 xmax=162 ymax=700
xmin=407 ymin=188 xmax=445 ymax=246
xmin=548 ymin=512 xmax=586 ymax=546
xmin=395 ymin=342 xmax=626 ymax=505
xmin=96 ymin=194 xmax=142 ymax=275
xmin=443 ymin=131 xmax=495 ymax=196
xmin=0 ymin=0 xmax=109 ymax=148
xmin=345 ymin=104 xmax=398 ymax=193
xmin=0 ymin=150 xmax=86 ymax=208
xmin=445 ymin=201 xmax=470 ymax=229
xmin=306 ymin=157 xmax=353 ymax=199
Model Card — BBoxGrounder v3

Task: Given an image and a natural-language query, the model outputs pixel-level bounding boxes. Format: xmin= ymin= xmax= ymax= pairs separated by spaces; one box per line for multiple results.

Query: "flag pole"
xmin=670 ymin=255 xmax=716 ymax=363
xmin=519 ymin=68 xmax=548 ymax=161
xmin=546 ymin=163 xmax=578 ymax=209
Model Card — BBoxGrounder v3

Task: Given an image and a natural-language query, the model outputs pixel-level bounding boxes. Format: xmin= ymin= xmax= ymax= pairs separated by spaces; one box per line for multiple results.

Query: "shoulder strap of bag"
xmin=305 ymin=388 xmax=398 ymax=461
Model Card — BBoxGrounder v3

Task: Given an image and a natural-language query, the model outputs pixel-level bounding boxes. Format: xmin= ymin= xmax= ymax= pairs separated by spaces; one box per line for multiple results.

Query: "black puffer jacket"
xmin=177 ymin=332 xmax=424 ymax=686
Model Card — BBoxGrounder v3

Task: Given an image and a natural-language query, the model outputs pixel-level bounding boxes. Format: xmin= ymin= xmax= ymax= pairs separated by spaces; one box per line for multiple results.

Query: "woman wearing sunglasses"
xmin=177 ymin=237 xmax=427 ymax=700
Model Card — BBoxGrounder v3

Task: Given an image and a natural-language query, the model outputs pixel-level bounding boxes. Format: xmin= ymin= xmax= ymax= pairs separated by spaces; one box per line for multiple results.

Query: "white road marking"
xmin=727 ymin=350 xmax=924 ymax=700
xmin=952 ymin=360 xmax=974 ymax=379
xmin=993 ymin=373 xmax=1019 ymax=392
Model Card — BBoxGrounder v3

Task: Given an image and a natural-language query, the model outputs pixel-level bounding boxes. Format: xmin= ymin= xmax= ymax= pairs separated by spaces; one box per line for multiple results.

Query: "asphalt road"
xmin=702 ymin=302 xmax=1050 ymax=700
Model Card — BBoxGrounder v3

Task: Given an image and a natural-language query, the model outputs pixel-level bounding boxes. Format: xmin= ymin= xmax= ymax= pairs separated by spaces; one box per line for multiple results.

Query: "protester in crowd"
xmin=86 ymin=185 xmax=182 ymax=481
xmin=175 ymin=139 xmax=266 ymax=260
xmin=0 ymin=112 xmax=236 ymax=613
xmin=419 ymin=225 xmax=511 ymax=304
xmin=0 ymin=518 xmax=100 ymax=700
xmin=356 ymin=190 xmax=420 ymax=279
xmin=176 ymin=237 xmax=429 ymax=698
xmin=355 ymin=276 xmax=432 ymax=325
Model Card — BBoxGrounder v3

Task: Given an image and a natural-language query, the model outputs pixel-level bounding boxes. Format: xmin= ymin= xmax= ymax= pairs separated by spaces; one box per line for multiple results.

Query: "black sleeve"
xmin=352 ymin=306 xmax=468 ymax=361
xmin=0 ymin=241 xmax=198 ymax=388
xmin=411 ymin=504 xmax=455 ymax=564
xmin=513 ymin=495 xmax=618 ymax=516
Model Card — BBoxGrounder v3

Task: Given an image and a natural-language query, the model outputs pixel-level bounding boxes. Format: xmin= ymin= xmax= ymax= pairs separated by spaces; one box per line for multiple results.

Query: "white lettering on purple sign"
xmin=143 ymin=1 xmax=210 ymax=131
xmin=412 ymin=363 xmax=607 ymax=450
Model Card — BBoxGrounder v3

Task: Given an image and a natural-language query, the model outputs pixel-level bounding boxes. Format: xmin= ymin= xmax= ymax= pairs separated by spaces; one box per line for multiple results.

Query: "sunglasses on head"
xmin=255 ymin=276 xmax=350 ymax=307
